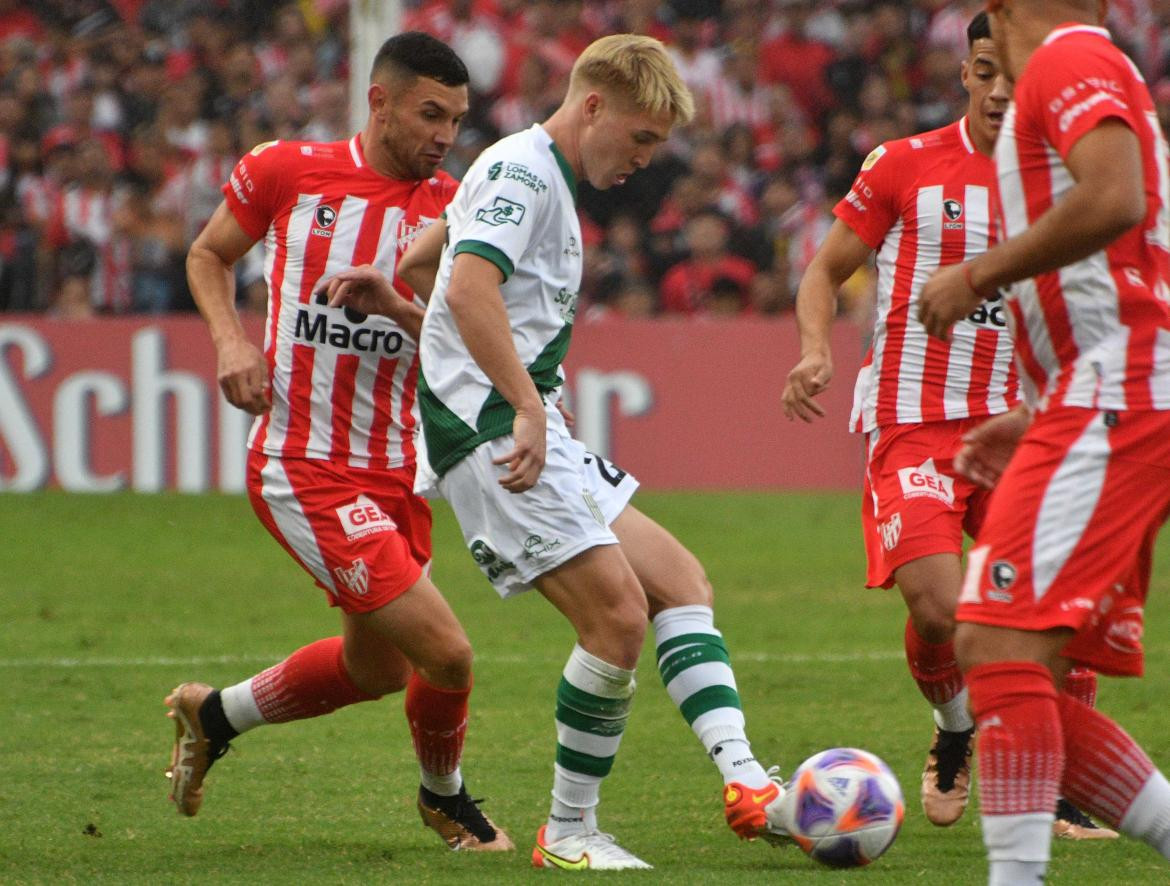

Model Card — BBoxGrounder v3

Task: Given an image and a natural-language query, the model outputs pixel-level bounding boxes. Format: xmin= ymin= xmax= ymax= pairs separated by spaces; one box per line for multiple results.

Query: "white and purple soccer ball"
xmin=782 ymin=747 xmax=905 ymax=868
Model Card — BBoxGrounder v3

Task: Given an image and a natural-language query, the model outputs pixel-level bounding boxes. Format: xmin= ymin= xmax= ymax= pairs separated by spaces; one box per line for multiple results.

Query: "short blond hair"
xmin=569 ymin=34 xmax=694 ymax=124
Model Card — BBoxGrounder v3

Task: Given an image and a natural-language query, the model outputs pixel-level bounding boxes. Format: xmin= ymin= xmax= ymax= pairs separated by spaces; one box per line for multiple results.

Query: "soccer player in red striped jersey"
xmin=167 ymin=32 xmax=513 ymax=852
xmin=781 ymin=13 xmax=1116 ymax=837
xmin=918 ymin=1 xmax=1170 ymax=880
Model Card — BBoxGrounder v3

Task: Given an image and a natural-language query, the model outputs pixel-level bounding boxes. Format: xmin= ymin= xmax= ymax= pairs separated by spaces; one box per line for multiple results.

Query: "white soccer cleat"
xmin=761 ymin=768 xmax=797 ymax=847
xmin=531 ymin=826 xmax=653 ymax=870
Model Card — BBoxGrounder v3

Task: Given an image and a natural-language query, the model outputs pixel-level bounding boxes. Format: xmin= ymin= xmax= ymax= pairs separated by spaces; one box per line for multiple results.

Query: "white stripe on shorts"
xmin=259 ymin=456 xmax=337 ymax=592
xmin=1033 ymin=415 xmax=1110 ymax=600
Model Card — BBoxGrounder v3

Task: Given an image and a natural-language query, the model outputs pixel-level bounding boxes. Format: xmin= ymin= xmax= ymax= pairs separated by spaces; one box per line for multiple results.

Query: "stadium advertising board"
xmin=0 ymin=316 xmax=864 ymax=492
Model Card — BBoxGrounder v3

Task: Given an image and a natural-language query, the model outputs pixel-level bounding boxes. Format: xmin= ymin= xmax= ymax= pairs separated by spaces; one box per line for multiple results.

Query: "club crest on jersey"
xmin=336 ymin=495 xmax=396 ymax=540
xmin=476 ymin=196 xmax=526 ymax=226
xmin=943 ymin=199 xmax=964 ymax=230
xmin=897 ymin=458 xmax=955 ymax=506
xmin=989 ymin=560 xmax=1017 ymax=599
xmin=312 ymin=205 xmax=338 ymax=238
xmin=333 ymin=558 xmax=370 ymax=596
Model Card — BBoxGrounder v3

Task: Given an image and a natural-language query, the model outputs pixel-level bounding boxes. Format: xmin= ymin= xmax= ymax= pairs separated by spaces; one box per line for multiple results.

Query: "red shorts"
xmin=957 ymin=407 xmax=1170 ymax=676
xmin=862 ymin=418 xmax=993 ymax=589
xmin=246 ymin=450 xmax=431 ymax=614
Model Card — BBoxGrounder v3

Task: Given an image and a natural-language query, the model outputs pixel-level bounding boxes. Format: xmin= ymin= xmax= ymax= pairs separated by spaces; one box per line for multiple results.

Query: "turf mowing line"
xmin=0 ymin=650 xmax=905 ymax=668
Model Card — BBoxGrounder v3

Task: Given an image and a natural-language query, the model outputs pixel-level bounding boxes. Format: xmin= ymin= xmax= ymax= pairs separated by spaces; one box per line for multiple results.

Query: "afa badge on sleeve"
xmin=861 ymin=145 xmax=887 ymax=171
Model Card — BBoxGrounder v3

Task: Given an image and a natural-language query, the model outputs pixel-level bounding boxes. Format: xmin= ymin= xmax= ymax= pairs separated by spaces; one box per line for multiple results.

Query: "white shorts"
xmin=438 ymin=420 xmax=639 ymax=598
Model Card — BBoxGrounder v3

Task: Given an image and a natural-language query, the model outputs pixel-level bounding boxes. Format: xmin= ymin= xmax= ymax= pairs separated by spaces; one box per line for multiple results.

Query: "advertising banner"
xmin=0 ymin=315 xmax=865 ymax=492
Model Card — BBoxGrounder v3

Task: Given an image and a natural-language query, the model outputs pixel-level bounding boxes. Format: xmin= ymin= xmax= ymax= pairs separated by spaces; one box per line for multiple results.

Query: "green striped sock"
xmin=549 ymin=643 xmax=635 ymax=834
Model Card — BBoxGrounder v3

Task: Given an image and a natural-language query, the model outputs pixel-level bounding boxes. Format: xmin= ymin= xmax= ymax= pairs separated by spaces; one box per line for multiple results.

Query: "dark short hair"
xmin=967 ymin=12 xmax=991 ymax=47
xmin=371 ymin=31 xmax=469 ymax=87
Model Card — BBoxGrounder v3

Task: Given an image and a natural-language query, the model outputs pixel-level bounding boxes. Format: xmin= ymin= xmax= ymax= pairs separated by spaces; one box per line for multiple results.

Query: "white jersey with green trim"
xmin=418 ymin=123 xmax=582 ymax=479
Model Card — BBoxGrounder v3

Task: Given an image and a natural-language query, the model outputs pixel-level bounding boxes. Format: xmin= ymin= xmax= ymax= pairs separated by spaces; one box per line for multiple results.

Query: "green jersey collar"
xmin=544 ymin=131 xmax=578 ymax=205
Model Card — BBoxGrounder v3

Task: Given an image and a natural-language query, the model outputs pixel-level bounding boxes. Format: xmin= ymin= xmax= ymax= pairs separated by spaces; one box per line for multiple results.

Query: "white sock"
xmin=989 ymin=861 xmax=1047 ymax=885
xmin=1120 ymin=771 xmax=1170 ymax=858
xmin=420 ymin=764 xmax=463 ymax=797
xmin=548 ymin=764 xmax=601 ymax=841
xmin=711 ymin=739 xmax=772 ymax=789
xmin=220 ymin=678 xmax=266 ymax=734
xmin=933 ymin=686 xmax=975 ymax=733
xmin=983 ymin=812 xmax=1052 ymax=884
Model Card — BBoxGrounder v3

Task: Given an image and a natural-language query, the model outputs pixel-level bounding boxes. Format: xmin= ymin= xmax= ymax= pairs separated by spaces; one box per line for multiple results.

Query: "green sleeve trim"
xmin=453 ymin=239 xmax=514 ymax=282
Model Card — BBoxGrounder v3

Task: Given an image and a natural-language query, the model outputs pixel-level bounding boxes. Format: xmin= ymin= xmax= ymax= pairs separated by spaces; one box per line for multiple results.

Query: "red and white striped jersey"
xmin=222 ymin=136 xmax=458 ymax=469
xmin=835 ymin=118 xmax=1020 ymax=433
xmin=995 ymin=25 xmax=1170 ymax=411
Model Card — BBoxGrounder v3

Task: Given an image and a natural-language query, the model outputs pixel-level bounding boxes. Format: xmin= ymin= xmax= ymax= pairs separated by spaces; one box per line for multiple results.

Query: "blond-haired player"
xmin=332 ymin=34 xmax=788 ymax=870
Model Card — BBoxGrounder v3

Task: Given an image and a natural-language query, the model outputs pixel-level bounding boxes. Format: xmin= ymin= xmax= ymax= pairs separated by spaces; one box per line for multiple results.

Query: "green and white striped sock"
xmin=548 ymin=643 xmax=636 ymax=840
xmin=654 ymin=604 xmax=771 ymax=788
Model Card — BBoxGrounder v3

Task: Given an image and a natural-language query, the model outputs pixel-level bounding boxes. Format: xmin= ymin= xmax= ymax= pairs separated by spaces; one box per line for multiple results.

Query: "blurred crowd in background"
xmin=3 ymin=0 xmax=1170 ymax=321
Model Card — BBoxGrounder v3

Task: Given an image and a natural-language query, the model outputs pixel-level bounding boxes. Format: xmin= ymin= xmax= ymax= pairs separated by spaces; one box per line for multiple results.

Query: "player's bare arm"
xmin=918 ymin=119 xmax=1146 ymax=340
xmin=782 ymin=219 xmax=872 ymax=422
xmin=446 ymin=252 xmax=547 ymax=492
xmin=397 ymin=215 xmax=447 ymax=298
xmin=319 ymin=265 xmax=426 ymax=341
xmin=187 ymin=200 xmax=270 ymax=415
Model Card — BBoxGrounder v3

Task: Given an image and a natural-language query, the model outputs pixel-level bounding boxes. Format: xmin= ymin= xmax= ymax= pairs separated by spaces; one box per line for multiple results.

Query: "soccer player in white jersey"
xmin=782 ymin=12 xmax=1114 ymax=839
xmin=369 ymin=35 xmax=784 ymax=870
xmin=169 ymin=33 xmax=513 ymax=852
xmin=918 ymin=1 xmax=1170 ymax=881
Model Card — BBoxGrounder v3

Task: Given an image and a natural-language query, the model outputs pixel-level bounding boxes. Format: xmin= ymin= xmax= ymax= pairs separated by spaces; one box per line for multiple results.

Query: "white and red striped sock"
xmin=221 ymin=636 xmax=376 ymax=734
xmin=404 ymin=672 xmax=470 ymax=796
xmin=967 ymin=661 xmax=1062 ymax=881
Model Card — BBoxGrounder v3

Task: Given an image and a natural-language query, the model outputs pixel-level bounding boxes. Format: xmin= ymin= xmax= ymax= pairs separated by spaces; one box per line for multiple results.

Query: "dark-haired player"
xmin=782 ymin=12 xmax=1115 ymax=839
xmin=167 ymin=32 xmax=513 ymax=852
xmin=918 ymin=0 xmax=1170 ymax=879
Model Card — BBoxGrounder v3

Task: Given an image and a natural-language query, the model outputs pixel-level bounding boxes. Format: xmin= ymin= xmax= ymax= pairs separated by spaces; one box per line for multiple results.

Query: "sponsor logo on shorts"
xmin=878 ymin=512 xmax=902 ymax=551
xmin=523 ymin=533 xmax=563 ymax=561
xmin=897 ymin=458 xmax=955 ymax=506
xmin=469 ymin=539 xmax=516 ymax=583
xmin=336 ymin=495 xmax=397 ymax=540
xmin=1105 ymin=606 xmax=1144 ymax=655
xmin=333 ymin=558 xmax=369 ymax=596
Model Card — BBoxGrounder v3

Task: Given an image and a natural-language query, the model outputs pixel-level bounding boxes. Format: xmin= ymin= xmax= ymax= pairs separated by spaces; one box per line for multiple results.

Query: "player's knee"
xmin=912 ymin=608 xmax=956 ymax=645
xmin=422 ymin=633 xmax=473 ymax=688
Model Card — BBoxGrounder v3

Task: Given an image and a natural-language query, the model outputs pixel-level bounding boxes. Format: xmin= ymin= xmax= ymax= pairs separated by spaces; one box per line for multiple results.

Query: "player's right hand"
xmin=781 ymin=352 xmax=833 ymax=422
xmin=955 ymin=405 xmax=1032 ymax=489
xmin=319 ymin=265 xmax=404 ymax=318
xmin=493 ymin=405 xmax=547 ymax=493
xmin=217 ymin=337 xmax=270 ymax=415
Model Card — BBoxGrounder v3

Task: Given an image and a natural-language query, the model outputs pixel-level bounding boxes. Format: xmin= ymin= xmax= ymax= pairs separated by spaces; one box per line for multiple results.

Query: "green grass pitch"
xmin=2 ymin=491 xmax=1169 ymax=884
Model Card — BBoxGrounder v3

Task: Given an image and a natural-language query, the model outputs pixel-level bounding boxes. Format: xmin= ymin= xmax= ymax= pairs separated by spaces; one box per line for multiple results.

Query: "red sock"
xmin=1063 ymin=667 xmax=1098 ymax=708
xmin=1058 ymin=692 xmax=1155 ymax=826
xmin=966 ymin=661 xmax=1063 ymax=816
xmin=252 ymin=637 xmax=376 ymax=723
xmin=405 ymin=673 xmax=470 ymax=777
xmin=904 ymin=618 xmax=964 ymax=705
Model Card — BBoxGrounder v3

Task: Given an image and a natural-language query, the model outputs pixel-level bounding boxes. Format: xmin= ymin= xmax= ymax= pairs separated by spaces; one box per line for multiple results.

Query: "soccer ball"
xmin=781 ymin=747 xmax=904 ymax=868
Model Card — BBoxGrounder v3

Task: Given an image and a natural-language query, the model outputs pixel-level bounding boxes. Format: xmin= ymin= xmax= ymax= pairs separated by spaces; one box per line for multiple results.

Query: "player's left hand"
xmin=319 ymin=265 xmax=405 ymax=317
xmin=918 ymin=263 xmax=983 ymax=342
xmin=493 ymin=405 xmax=547 ymax=493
